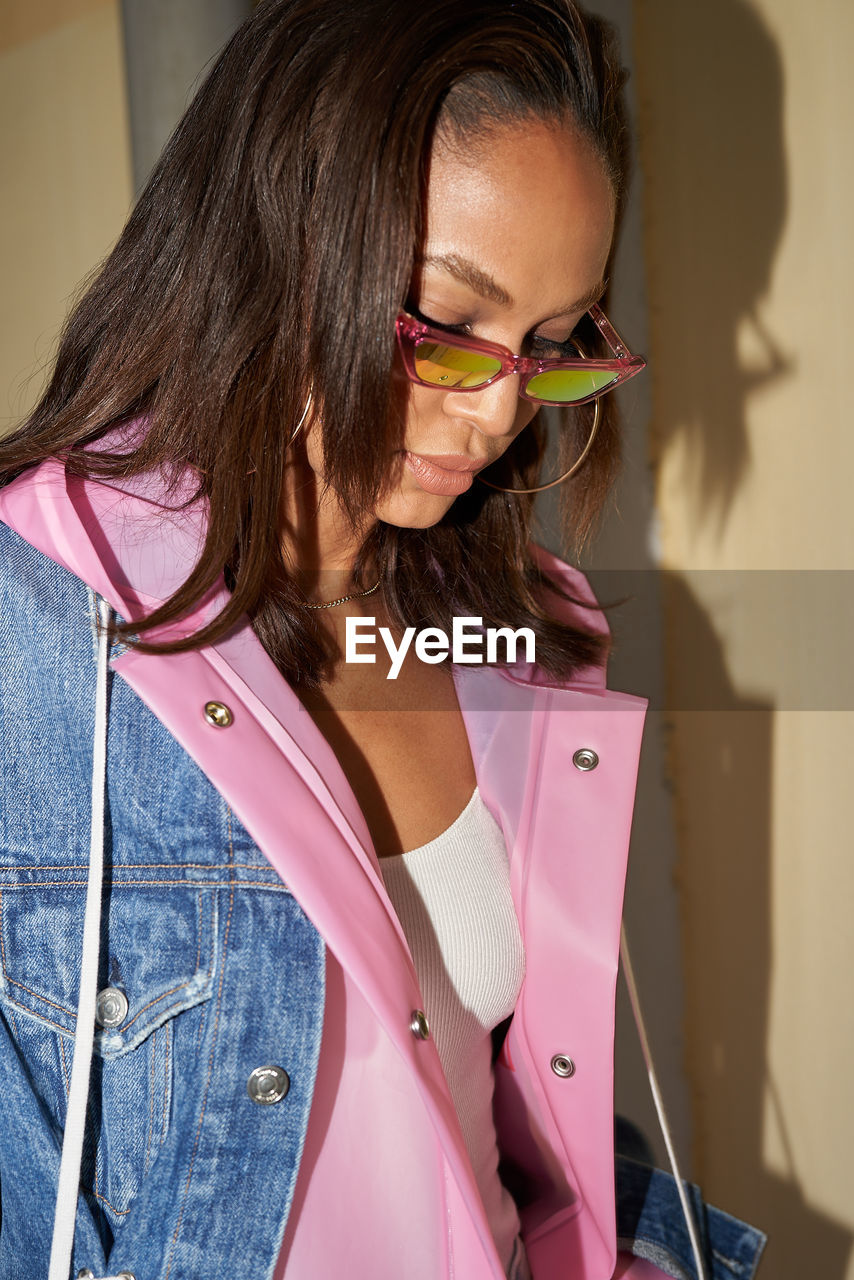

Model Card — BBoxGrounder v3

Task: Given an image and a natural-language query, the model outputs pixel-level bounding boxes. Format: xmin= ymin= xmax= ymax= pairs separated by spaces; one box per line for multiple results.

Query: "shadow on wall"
xmin=632 ymin=0 xmax=854 ymax=1276
xmin=658 ymin=575 xmax=852 ymax=1280
xmin=580 ymin=568 xmax=853 ymax=1279
xmin=635 ymin=0 xmax=792 ymax=533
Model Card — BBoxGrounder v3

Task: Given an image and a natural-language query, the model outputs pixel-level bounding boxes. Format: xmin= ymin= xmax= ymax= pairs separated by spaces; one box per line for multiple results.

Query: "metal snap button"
xmin=247 ymin=1065 xmax=290 ymax=1105
xmin=410 ymin=1009 xmax=430 ymax=1040
xmin=572 ymin=748 xmax=599 ymax=772
xmin=78 ymin=1268 xmax=135 ymax=1279
xmin=204 ymin=700 xmax=234 ymax=728
xmin=95 ymin=986 xmax=129 ymax=1029
xmin=550 ymin=1054 xmax=576 ymax=1078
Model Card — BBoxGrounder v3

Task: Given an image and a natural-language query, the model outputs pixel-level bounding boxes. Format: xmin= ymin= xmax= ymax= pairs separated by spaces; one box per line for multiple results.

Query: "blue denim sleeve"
xmin=616 ymin=1154 xmax=768 ymax=1280
xmin=0 ymin=523 xmax=326 ymax=1279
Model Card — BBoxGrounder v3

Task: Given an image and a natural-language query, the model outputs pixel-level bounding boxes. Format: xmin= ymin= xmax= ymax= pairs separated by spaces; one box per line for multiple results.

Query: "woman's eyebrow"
xmin=419 ymin=253 xmax=606 ymax=315
xmin=563 ymin=278 xmax=608 ymax=315
xmin=421 ymin=253 xmax=513 ymax=306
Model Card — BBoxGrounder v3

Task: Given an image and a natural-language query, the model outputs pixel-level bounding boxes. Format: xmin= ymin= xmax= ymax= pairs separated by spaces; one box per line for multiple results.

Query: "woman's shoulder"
xmin=0 ymin=520 xmax=102 ymax=735
xmin=0 ymin=522 xmax=110 ymax=843
xmin=0 ymin=517 xmax=93 ymax=643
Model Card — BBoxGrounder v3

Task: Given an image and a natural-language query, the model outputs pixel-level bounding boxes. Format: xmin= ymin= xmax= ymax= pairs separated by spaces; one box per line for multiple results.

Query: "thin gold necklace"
xmin=302 ymin=580 xmax=381 ymax=610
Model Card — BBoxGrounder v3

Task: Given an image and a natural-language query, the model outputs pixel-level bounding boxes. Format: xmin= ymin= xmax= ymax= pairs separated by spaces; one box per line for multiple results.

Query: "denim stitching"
xmin=191 ymin=891 xmax=217 ymax=1059
xmin=0 ymin=879 xmax=289 ymax=890
xmin=164 ymin=808 xmax=236 ymax=1278
xmin=4 ymin=976 xmax=77 ymax=1019
xmin=59 ymin=1033 xmax=71 ymax=1098
xmin=2 ymin=1002 xmax=71 ymax=1036
xmin=144 ymin=1028 xmax=157 ymax=1177
xmin=0 ymin=890 xmax=12 ymax=994
xmin=119 ymin=979 xmax=201 ymax=1034
xmin=195 ymin=891 xmax=203 ymax=974
xmin=0 ymin=894 xmax=49 ymax=1029
xmin=4 ymin=881 xmax=201 ymax=1027
xmin=92 ymin=1190 xmax=132 ymax=1217
xmin=161 ymin=1020 xmax=171 ymax=1145
xmin=91 ymin=1096 xmax=101 ymax=1201
xmin=0 ymin=862 xmax=279 ymax=872
xmin=2 ymin=984 xmax=213 ymax=1035
xmin=4 ymin=1003 xmax=22 ymax=1052
xmin=194 ymin=971 xmax=208 ymax=1057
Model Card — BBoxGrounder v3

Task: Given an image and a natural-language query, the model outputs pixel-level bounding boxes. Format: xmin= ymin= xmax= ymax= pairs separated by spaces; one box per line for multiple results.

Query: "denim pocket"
xmin=0 ymin=882 xmax=218 ymax=1224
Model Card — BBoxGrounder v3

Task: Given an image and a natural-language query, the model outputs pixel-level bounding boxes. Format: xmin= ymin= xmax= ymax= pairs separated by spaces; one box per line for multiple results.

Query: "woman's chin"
xmin=373 ymin=486 xmax=458 ymax=530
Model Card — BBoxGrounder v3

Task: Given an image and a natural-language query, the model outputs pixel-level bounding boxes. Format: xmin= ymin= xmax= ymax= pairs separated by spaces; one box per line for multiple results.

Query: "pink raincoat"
xmin=0 ymin=451 xmax=654 ymax=1279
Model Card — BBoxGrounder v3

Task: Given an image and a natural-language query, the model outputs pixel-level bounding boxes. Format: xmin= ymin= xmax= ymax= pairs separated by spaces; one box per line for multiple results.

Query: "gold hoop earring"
xmin=288 ymin=392 xmax=313 ymax=446
xmin=477 ymin=397 xmax=601 ymax=494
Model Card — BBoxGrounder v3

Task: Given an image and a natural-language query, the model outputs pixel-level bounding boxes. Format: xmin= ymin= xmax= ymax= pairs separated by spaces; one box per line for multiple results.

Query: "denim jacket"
xmin=0 ymin=521 xmax=327 ymax=1276
xmin=0 ymin=457 xmax=766 ymax=1280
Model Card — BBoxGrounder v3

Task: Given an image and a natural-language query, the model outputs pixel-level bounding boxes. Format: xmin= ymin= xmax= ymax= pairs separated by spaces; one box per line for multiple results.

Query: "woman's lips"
xmin=403 ymin=452 xmax=487 ymax=496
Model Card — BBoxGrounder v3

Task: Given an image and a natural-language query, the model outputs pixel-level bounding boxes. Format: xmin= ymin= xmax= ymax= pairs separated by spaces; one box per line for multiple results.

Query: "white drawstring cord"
xmin=620 ymin=924 xmax=710 ymax=1280
xmin=48 ymin=595 xmax=113 ymax=1280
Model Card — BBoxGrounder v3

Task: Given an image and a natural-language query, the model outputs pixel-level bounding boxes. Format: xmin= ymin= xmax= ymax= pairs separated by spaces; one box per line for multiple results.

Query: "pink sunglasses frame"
xmin=395 ymin=301 xmax=646 ymax=407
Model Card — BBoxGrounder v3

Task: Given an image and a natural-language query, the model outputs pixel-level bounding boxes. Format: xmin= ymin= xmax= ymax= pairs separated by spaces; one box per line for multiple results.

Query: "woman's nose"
xmin=442 ymin=375 xmax=524 ymax=440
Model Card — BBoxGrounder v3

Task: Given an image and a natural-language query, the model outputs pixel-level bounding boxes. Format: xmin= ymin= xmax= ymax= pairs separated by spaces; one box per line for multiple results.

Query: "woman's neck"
xmin=278 ymin=455 xmax=376 ymax=605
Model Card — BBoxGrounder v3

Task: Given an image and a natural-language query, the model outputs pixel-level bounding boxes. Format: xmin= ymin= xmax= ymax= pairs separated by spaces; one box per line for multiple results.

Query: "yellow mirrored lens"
xmin=414 ymin=340 xmax=501 ymax=389
xmin=525 ymin=367 xmax=618 ymax=403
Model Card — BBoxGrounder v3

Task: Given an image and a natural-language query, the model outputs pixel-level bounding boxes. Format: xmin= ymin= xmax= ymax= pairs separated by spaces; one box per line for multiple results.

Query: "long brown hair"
xmin=0 ymin=0 xmax=629 ymax=688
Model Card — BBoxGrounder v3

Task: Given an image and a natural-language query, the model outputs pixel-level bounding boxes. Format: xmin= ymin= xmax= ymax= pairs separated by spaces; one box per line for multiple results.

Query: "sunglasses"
xmin=396 ymin=302 xmax=646 ymax=407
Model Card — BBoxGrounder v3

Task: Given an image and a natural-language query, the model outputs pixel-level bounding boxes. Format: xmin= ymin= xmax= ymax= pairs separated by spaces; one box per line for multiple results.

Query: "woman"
xmin=0 ymin=2 xmax=763 ymax=1279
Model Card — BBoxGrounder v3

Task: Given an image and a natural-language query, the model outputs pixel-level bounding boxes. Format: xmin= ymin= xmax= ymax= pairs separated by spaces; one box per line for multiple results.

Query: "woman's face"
xmin=305 ymin=116 xmax=616 ymax=531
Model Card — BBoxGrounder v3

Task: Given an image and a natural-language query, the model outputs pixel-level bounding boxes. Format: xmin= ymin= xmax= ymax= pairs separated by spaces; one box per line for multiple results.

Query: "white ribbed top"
xmin=380 ymin=787 xmax=526 ymax=1276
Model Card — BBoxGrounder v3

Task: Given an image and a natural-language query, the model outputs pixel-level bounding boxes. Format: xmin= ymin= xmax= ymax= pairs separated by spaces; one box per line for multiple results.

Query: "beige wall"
xmin=635 ymin=0 xmax=854 ymax=1275
xmin=0 ymin=0 xmax=131 ymax=433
